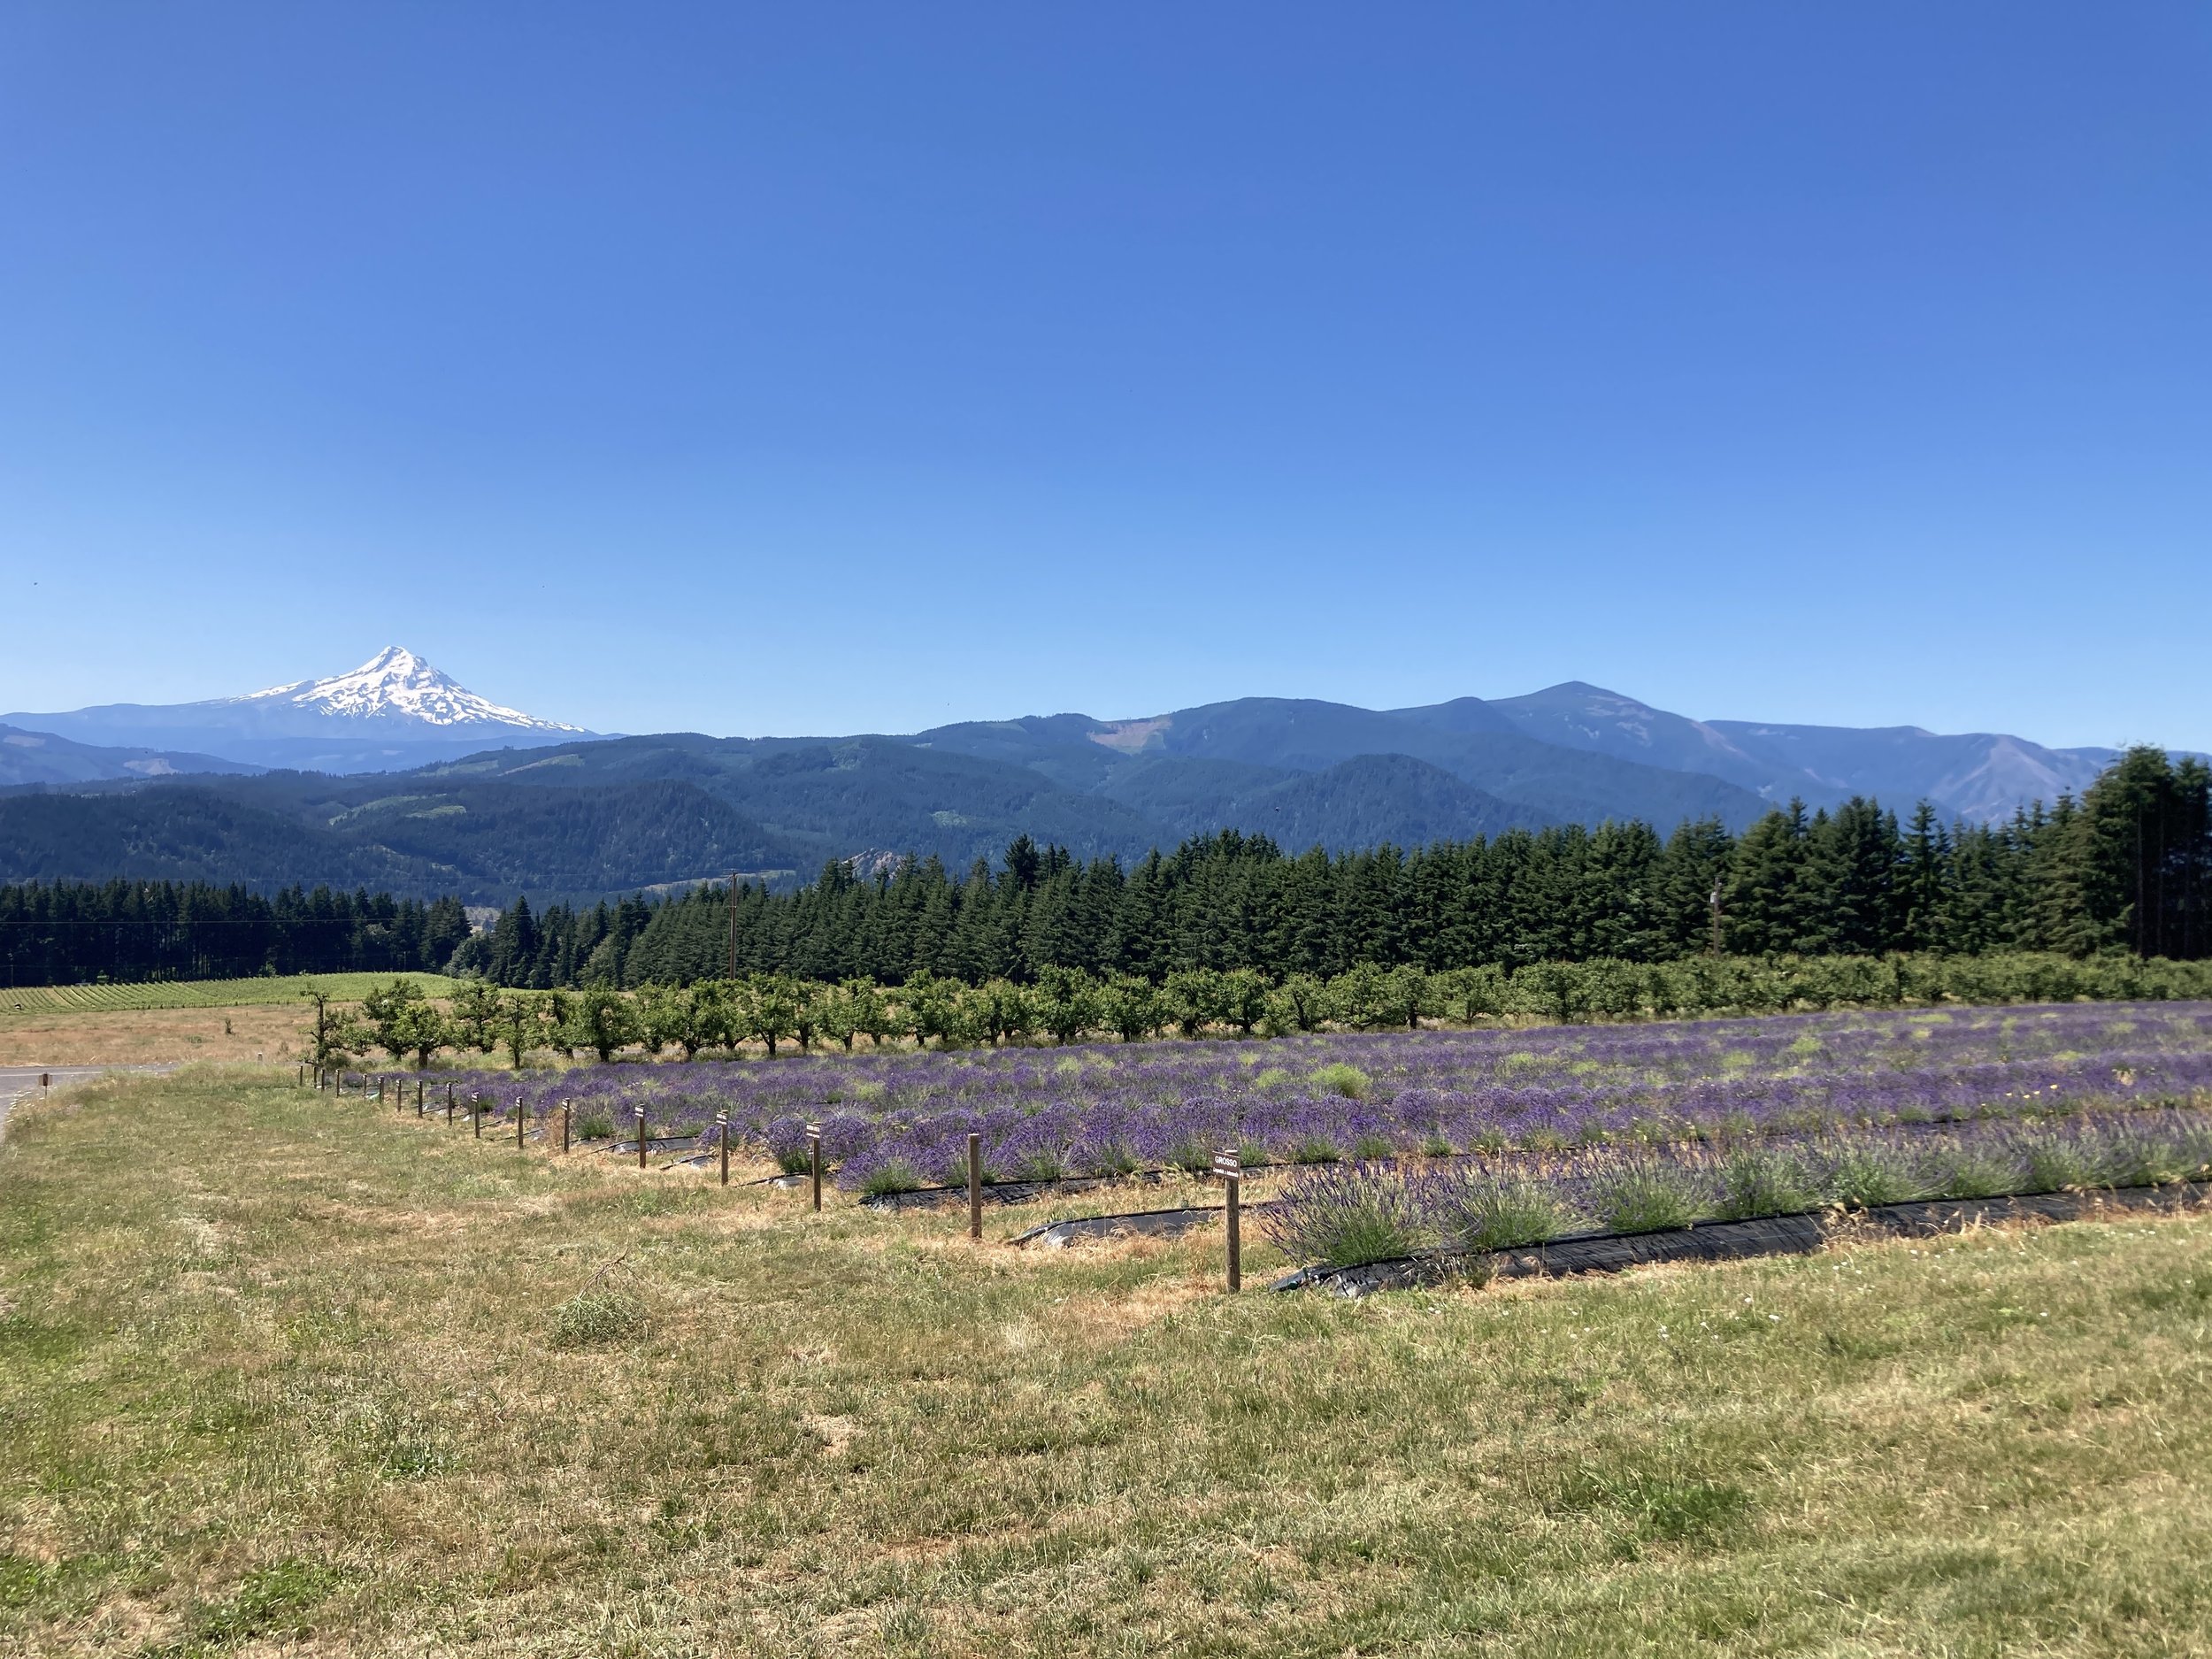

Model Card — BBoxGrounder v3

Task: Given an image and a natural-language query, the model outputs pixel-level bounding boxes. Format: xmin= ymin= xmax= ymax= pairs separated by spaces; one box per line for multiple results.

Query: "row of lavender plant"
xmin=1261 ymin=1110 xmax=2212 ymax=1269
xmin=373 ymin=1002 xmax=2212 ymax=1194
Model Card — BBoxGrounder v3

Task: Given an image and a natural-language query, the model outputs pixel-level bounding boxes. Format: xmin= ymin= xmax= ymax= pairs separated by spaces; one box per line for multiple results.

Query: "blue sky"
xmin=3 ymin=4 xmax=2207 ymax=749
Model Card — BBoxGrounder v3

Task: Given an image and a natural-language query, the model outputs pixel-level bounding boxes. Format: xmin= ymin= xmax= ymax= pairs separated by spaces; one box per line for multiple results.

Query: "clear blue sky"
xmin=3 ymin=4 xmax=2206 ymax=749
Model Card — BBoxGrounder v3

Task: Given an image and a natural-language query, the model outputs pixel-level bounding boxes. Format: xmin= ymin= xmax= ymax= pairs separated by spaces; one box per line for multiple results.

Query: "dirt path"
xmin=0 ymin=1064 xmax=176 ymax=1143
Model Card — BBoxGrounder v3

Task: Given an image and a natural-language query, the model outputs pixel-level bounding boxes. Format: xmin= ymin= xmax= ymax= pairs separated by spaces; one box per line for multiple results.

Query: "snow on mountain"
xmin=236 ymin=647 xmax=581 ymax=732
xmin=2 ymin=649 xmax=593 ymax=774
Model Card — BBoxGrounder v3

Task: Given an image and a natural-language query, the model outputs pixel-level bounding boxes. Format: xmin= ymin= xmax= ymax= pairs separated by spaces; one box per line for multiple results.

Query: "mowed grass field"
xmin=0 ymin=975 xmax=458 ymax=1067
xmin=4 ymin=1071 xmax=2212 ymax=1656
xmin=0 ymin=972 xmax=458 ymax=1017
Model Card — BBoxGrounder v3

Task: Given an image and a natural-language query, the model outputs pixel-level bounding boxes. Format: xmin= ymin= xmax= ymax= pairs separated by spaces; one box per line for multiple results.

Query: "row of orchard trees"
xmin=312 ymin=949 xmax=2212 ymax=1070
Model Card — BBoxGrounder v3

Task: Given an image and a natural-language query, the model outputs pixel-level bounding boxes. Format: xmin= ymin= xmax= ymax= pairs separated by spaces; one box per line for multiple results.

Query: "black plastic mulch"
xmin=1274 ymin=1180 xmax=2212 ymax=1296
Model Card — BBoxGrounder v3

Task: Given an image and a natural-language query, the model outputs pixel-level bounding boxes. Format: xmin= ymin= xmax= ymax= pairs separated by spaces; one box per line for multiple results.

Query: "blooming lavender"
xmin=1261 ymin=1110 xmax=2212 ymax=1267
xmin=379 ymin=1000 xmax=2212 ymax=1194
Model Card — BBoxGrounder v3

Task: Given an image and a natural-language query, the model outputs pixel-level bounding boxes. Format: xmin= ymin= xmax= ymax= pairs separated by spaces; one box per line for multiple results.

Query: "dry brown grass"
xmin=0 ymin=1003 xmax=311 ymax=1066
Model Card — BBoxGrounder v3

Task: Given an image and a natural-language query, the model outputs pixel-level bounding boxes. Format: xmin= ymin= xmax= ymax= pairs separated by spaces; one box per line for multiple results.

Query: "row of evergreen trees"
xmin=9 ymin=748 xmax=2205 ymax=990
xmin=0 ymin=880 xmax=472 ymax=987
xmin=465 ymin=748 xmax=2209 ymax=989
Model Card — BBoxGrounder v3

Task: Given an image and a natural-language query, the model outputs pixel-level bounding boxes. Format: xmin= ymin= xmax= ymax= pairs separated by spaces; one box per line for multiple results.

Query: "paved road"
xmin=0 ymin=1064 xmax=175 ymax=1143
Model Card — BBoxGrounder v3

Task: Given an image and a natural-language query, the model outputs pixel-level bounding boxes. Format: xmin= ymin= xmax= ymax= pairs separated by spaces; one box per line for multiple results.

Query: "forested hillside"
xmin=9 ymin=748 xmax=2202 ymax=991
xmin=511 ymin=747 xmax=2204 ymax=989
xmin=0 ymin=776 xmax=803 ymax=902
xmin=0 ymin=882 xmax=470 ymax=985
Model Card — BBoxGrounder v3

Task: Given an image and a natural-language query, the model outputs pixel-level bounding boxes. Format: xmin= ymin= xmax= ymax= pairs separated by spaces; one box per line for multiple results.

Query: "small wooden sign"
xmin=1216 ymin=1148 xmax=1242 ymax=1292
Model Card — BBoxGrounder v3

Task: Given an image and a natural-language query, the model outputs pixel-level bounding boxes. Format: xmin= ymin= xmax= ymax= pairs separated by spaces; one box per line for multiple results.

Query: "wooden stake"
xmin=637 ymin=1107 xmax=649 ymax=1171
xmin=807 ymin=1123 xmax=823 ymax=1212
xmin=561 ymin=1099 xmax=572 ymax=1155
xmin=445 ymin=1085 xmax=455 ymax=1125
xmin=1214 ymin=1148 xmax=1242 ymax=1292
xmin=718 ymin=1114 xmax=730 ymax=1186
xmin=473 ymin=1094 xmax=483 ymax=1139
xmin=967 ymin=1132 xmax=983 ymax=1240
xmin=517 ymin=1095 xmax=526 ymax=1148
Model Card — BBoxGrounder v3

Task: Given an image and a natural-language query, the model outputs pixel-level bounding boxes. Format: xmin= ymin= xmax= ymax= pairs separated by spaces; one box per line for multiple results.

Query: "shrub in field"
xmin=1309 ymin=1063 xmax=1370 ymax=1100
xmin=574 ymin=1111 xmax=616 ymax=1141
xmin=859 ymin=1158 xmax=926 ymax=1197
xmin=1715 ymin=1145 xmax=1818 ymax=1220
xmin=2011 ymin=1125 xmax=2098 ymax=1192
xmin=1928 ymin=1144 xmax=2018 ymax=1200
xmin=2090 ymin=1116 xmax=2212 ymax=1187
xmin=1263 ymin=1164 xmax=1434 ymax=1267
xmin=1583 ymin=1153 xmax=1708 ymax=1234
xmin=1806 ymin=1139 xmax=1931 ymax=1209
xmin=1427 ymin=1168 xmax=1575 ymax=1250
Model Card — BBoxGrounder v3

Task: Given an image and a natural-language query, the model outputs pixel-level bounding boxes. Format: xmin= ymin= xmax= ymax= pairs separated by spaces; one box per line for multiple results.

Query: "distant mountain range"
xmin=2 ymin=647 xmax=591 ymax=773
xmin=0 ymin=650 xmax=2160 ymax=904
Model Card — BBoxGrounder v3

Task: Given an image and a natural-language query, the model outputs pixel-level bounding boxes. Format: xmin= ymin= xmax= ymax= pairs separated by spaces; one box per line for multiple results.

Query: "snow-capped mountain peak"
xmin=238 ymin=647 xmax=581 ymax=732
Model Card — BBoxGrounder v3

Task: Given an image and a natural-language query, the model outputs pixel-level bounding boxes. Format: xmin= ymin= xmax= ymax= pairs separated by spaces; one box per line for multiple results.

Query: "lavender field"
xmin=1262 ymin=1110 xmax=2212 ymax=1270
xmin=398 ymin=999 xmax=2212 ymax=1197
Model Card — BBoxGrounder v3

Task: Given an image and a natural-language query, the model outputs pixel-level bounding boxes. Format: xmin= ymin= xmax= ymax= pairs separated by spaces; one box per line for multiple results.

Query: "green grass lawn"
xmin=4 ymin=1070 xmax=2211 ymax=1656
xmin=0 ymin=972 xmax=459 ymax=1017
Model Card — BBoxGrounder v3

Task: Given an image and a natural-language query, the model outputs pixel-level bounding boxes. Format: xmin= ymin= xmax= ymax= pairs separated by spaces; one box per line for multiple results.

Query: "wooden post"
xmin=807 ymin=1123 xmax=823 ymax=1212
xmin=378 ymin=1077 xmax=386 ymax=1106
xmin=416 ymin=1079 xmax=423 ymax=1113
xmin=41 ymin=1071 xmax=50 ymax=1091
xmin=636 ymin=1107 xmax=649 ymax=1171
xmin=297 ymin=1063 xmax=304 ymax=1087
xmin=967 ymin=1132 xmax=983 ymax=1240
xmin=473 ymin=1094 xmax=483 ymax=1139
xmin=517 ymin=1095 xmax=526 ymax=1148
xmin=1214 ymin=1148 xmax=1242 ymax=1292
xmin=561 ymin=1099 xmax=571 ymax=1155
xmin=718 ymin=1113 xmax=731 ymax=1186
xmin=445 ymin=1085 xmax=455 ymax=1125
